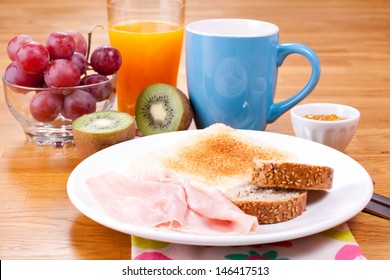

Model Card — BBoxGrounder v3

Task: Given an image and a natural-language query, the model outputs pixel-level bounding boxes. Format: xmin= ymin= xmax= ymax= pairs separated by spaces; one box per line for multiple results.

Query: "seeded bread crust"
xmin=225 ymin=185 xmax=307 ymax=224
xmin=252 ymin=160 xmax=334 ymax=191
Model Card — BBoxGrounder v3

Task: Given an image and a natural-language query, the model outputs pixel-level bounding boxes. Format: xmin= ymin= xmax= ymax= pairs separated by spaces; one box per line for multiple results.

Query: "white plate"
xmin=67 ymin=130 xmax=373 ymax=246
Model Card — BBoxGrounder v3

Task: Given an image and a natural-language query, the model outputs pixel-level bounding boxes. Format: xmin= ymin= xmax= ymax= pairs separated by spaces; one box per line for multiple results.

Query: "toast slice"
xmin=252 ymin=160 xmax=334 ymax=191
xmin=129 ymin=123 xmax=296 ymax=195
xmin=225 ymin=185 xmax=307 ymax=224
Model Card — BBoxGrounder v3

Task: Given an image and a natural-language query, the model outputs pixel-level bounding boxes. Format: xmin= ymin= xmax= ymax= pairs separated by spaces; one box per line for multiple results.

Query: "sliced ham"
xmin=86 ymin=170 xmax=258 ymax=235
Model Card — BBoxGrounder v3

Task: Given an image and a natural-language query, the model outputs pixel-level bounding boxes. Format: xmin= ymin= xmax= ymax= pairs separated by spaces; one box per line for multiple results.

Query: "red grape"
xmin=46 ymin=31 xmax=76 ymax=60
xmin=44 ymin=59 xmax=80 ymax=88
xmin=29 ymin=90 xmax=63 ymax=122
xmin=80 ymin=74 xmax=111 ymax=101
xmin=61 ymin=89 xmax=96 ymax=120
xmin=64 ymin=30 xmax=87 ymax=56
xmin=15 ymin=41 xmax=50 ymax=75
xmin=4 ymin=62 xmax=43 ymax=89
xmin=70 ymin=52 xmax=88 ymax=75
xmin=7 ymin=34 xmax=36 ymax=61
xmin=5 ymin=30 xmax=120 ymax=123
xmin=90 ymin=45 xmax=122 ymax=75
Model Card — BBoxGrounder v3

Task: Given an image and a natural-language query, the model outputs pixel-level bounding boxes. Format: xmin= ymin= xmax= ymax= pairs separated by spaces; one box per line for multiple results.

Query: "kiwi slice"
xmin=135 ymin=83 xmax=194 ymax=136
xmin=72 ymin=110 xmax=136 ymax=159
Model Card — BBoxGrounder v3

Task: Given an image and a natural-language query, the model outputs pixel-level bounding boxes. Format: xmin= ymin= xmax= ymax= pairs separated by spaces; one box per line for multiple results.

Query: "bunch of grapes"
xmin=4 ymin=29 xmax=122 ymax=122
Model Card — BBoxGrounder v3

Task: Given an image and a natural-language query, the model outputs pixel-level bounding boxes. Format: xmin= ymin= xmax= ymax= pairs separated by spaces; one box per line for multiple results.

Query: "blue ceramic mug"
xmin=186 ymin=19 xmax=321 ymax=130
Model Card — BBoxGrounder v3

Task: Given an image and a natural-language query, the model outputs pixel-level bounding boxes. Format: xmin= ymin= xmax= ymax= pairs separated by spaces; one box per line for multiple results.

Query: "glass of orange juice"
xmin=106 ymin=0 xmax=186 ymax=116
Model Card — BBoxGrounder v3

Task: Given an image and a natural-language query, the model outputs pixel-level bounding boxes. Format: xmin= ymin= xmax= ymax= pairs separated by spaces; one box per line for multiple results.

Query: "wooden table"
xmin=0 ymin=0 xmax=389 ymax=260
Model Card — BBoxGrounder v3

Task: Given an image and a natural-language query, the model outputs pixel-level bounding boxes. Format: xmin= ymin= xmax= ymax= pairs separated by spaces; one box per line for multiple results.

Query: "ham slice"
xmin=86 ymin=171 xmax=258 ymax=235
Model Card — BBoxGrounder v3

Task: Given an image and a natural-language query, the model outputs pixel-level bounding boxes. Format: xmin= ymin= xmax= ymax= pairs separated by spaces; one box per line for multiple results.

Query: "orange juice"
xmin=109 ymin=21 xmax=184 ymax=115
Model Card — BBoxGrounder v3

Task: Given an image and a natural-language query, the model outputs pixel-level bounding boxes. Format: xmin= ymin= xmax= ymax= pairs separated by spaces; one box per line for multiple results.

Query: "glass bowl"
xmin=290 ymin=103 xmax=360 ymax=152
xmin=2 ymin=73 xmax=116 ymax=147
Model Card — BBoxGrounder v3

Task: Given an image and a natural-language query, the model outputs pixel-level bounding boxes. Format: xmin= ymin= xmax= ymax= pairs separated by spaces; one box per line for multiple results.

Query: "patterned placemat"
xmin=132 ymin=223 xmax=365 ymax=260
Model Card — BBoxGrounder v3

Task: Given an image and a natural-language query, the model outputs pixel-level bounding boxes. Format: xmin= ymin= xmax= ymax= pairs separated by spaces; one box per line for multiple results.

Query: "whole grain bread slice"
xmin=252 ymin=159 xmax=334 ymax=191
xmin=225 ymin=185 xmax=307 ymax=224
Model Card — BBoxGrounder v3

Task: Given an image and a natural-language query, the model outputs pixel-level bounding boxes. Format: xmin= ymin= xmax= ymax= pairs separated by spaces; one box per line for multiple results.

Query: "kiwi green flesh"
xmin=72 ymin=111 xmax=134 ymax=134
xmin=72 ymin=110 xmax=136 ymax=159
xmin=136 ymin=84 xmax=189 ymax=136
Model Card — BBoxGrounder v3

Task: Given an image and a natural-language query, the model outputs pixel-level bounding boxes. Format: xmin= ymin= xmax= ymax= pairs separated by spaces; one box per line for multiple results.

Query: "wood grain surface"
xmin=0 ymin=0 xmax=389 ymax=259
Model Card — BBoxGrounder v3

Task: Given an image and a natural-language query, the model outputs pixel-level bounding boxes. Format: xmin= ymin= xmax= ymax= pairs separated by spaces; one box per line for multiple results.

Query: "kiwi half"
xmin=135 ymin=83 xmax=194 ymax=136
xmin=72 ymin=110 xmax=136 ymax=159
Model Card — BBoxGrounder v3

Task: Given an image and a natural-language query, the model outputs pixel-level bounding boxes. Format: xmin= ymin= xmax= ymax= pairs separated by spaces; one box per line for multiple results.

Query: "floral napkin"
xmin=131 ymin=223 xmax=365 ymax=260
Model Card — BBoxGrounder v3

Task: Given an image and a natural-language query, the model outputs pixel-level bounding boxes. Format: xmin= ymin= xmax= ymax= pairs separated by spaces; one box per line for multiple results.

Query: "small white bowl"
xmin=290 ymin=103 xmax=360 ymax=151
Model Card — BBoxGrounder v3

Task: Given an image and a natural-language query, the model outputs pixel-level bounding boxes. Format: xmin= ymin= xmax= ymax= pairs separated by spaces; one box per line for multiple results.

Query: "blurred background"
xmin=1 ymin=0 xmax=389 ymax=136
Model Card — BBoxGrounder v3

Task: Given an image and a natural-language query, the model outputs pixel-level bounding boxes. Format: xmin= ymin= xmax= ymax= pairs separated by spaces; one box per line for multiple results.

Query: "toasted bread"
xmin=129 ymin=123 xmax=296 ymax=195
xmin=252 ymin=160 xmax=334 ymax=191
xmin=225 ymin=185 xmax=307 ymax=224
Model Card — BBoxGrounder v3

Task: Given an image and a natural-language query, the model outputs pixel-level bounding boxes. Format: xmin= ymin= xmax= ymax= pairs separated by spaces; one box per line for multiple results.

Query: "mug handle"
xmin=268 ymin=43 xmax=320 ymax=123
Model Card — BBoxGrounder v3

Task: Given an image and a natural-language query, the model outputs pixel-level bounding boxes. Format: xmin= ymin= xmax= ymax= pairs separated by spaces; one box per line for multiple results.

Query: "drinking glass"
xmin=107 ymin=0 xmax=186 ymax=115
